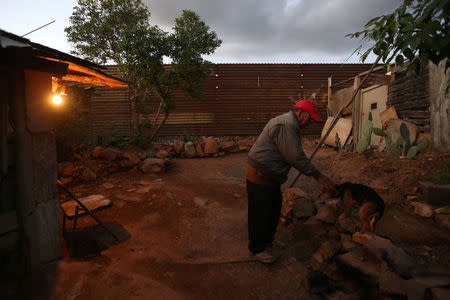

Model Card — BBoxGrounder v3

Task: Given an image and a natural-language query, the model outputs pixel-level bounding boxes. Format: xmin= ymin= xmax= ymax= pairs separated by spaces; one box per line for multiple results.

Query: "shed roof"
xmin=0 ymin=29 xmax=127 ymax=87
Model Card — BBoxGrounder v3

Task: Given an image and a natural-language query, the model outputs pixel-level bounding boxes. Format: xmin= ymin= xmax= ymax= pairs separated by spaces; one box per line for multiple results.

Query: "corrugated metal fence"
xmin=91 ymin=64 xmax=374 ymax=138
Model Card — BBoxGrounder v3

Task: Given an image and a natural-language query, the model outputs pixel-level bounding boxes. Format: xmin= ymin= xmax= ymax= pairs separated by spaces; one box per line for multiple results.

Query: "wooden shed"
xmin=0 ymin=29 xmax=126 ymax=295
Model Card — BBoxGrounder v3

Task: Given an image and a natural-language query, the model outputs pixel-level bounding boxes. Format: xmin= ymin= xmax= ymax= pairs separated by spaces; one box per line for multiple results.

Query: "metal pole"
xmin=288 ymin=57 xmax=382 ymax=188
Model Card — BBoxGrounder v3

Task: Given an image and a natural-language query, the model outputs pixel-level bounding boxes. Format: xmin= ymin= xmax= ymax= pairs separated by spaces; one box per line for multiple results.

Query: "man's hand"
xmin=316 ymin=174 xmax=337 ymax=196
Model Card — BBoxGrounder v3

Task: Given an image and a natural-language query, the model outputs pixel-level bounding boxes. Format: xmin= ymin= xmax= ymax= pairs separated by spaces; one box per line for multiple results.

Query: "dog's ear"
xmin=369 ymin=214 xmax=379 ymax=230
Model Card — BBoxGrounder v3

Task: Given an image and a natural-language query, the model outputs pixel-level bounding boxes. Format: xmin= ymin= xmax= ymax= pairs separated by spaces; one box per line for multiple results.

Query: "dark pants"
xmin=246 ymin=180 xmax=282 ymax=254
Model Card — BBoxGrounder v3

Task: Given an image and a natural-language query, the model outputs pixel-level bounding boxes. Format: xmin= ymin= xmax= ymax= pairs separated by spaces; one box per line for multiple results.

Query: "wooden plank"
xmin=61 ymin=194 xmax=112 ymax=219
xmin=321 ymin=117 xmax=353 ymax=147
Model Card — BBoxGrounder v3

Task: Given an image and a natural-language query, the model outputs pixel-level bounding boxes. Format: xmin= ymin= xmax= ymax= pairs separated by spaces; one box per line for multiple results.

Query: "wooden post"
xmin=352 ymin=75 xmax=362 ymax=146
xmin=12 ymin=70 xmax=39 ymax=272
xmin=327 ymin=77 xmax=332 ymax=117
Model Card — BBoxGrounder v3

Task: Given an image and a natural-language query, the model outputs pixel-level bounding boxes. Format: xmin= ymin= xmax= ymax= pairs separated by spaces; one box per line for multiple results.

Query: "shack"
xmin=0 ymin=29 xmax=126 ymax=293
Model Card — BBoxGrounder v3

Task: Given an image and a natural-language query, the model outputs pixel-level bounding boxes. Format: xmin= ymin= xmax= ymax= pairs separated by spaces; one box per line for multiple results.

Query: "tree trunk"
xmin=148 ymin=111 xmax=170 ymax=143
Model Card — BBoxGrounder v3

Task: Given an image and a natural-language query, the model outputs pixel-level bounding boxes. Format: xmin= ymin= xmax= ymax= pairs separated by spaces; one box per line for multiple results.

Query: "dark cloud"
xmin=144 ymin=0 xmax=402 ymax=63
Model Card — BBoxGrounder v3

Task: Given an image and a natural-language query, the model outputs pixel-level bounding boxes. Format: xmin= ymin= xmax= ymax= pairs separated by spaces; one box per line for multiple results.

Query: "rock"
xmin=184 ymin=142 xmax=196 ymax=158
xmin=324 ymin=290 xmax=359 ymax=300
xmin=294 ymin=198 xmax=316 ymax=218
xmin=194 ymin=142 xmax=205 ymax=157
xmin=103 ymin=183 xmax=114 ymax=189
xmin=220 ymin=140 xmax=238 ymax=152
xmin=340 ymin=234 xmax=356 ymax=250
xmin=430 ymin=288 xmax=450 ymax=300
xmin=58 ymin=162 xmax=76 ymax=177
xmin=283 ymin=257 xmax=310 ymax=290
xmin=172 ymin=140 xmax=185 ymax=154
xmin=283 ymin=187 xmax=306 ymax=201
xmin=218 ymin=151 xmax=225 ymax=156
xmin=237 ymin=138 xmax=254 ymax=151
xmin=99 ymin=147 xmax=122 ymax=161
xmin=204 ymin=137 xmax=219 ymax=154
xmin=407 ymin=195 xmax=418 ymax=202
xmin=120 ymin=152 xmax=140 ymax=167
xmin=152 ymin=142 xmax=173 ymax=152
xmin=140 ymin=158 xmax=167 ymax=174
xmin=146 ymin=149 xmax=157 ymax=159
xmin=352 ymin=232 xmax=374 ymax=245
xmin=114 ymin=200 xmax=126 ymax=208
xmin=411 ymin=201 xmax=434 ymax=218
xmin=193 ymin=197 xmax=208 ymax=207
xmin=155 ymin=150 xmax=169 ymax=159
xmin=282 ymin=188 xmax=315 ymax=219
xmin=316 ymin=206 xmax=337 ymax=224
xmin=136 ymin=186 xmax=151 ymax=194
xmin=405 ymin=186 xmax=419 ymax=195
xmin=336 ymin=217 xmax=359 ymax=233
xmin=313 ymin=240 xmax=341 ymax=263
xmin=378 ymin=270 xmax=407 ymax=296
xmin=435 ymin=214 xmax=450 ymax=230
xmin=435 ymin=205 xmax=450 ymax=214
xmin=364 ymin=235 xmax=416 ymax=277
xmin=92 ymin=146 xmax=104 ymax=158
xmin=80 ymin=168 xmax=96 ymax=181
xmin=58 ymin=176 xmax=73 ymax=185
xmin=337 ymin=250 xmax=379 ymax=279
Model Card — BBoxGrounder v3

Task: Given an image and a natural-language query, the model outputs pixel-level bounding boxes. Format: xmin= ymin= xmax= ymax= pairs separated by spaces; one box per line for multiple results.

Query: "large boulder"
xmin=92 ymin=146 xmax=104 ymax=158
xmin=363 ymin=234 xmax=416 ymax=277
xmin=411 ymin=201 xmax=434 ymax=218
xmin=220 ymin=140 xmax=238 ymax=152
xmin=152 ymin=142 xmax=173 ymax=153
xmin=282 ymin=188 xmax=315 ymax=221
xmin=237 ymin=137 xmax=255 ymax=151
xmin=140 ymin=158 xmax=167 ymax=174
xmin=435 ymin=214 xmax=450 ymax=230
xmin=195 ymin=142 xmax=205 ymax=157
xmin=120 ymin=152 xmax=141 ymax=167
xmin=155 ymin=150 xmax=169 ymax=159
xmin=58 ymin=162 xmax=76 ymax=177
xmin=79 ymin=168 xmax=97 ymax=181
xmin=316 ymin=205 xmax=337 ymax=224
xmin=99 ymin=147 xmax=122 ymax=161
xmin=184 ymin=142 xmax=196 ymax=158
xmin=204 ymin=137 xmax=219 ymax=154
xmin=172 ymin=140 xmax=185 ymax=155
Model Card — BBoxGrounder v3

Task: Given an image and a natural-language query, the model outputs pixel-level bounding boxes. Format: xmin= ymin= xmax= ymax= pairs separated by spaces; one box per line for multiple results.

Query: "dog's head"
xmin=334 ymin=182 xmax=352 ymax=197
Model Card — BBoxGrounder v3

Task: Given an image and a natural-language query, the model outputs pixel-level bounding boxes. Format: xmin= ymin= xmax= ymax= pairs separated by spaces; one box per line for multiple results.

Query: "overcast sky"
xmin=1 ymin=0 xmax=402 ymax=63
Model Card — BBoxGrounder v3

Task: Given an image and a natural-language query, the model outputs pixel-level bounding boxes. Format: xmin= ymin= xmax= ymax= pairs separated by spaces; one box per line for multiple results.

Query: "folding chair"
xmin=58 ymin=182 xmax=119 ymax=253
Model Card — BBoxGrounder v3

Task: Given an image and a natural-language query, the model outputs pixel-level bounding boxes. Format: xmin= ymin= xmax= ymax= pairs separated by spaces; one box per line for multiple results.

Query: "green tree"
xmin=348 ymin=0 xmax=449 ymax=81
xmin=65 ymin=0 xmax=222 ymax=142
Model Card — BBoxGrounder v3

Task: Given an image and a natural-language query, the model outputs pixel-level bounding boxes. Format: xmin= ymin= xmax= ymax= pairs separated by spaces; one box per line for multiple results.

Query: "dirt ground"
xmin=36 ymin=141 xmax=449 ymax=299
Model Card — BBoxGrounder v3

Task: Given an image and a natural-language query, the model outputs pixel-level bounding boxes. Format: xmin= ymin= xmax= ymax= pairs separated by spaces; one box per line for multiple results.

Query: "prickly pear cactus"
xmin=416 ymin=136 xmax=430 ymax=152
xmin=356 ymin=112 xmax=373 ymax=153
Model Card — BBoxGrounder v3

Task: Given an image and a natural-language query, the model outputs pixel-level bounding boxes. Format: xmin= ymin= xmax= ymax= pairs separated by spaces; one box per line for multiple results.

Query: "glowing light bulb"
xmin=52 ymin=94 xmax=62 ymax=105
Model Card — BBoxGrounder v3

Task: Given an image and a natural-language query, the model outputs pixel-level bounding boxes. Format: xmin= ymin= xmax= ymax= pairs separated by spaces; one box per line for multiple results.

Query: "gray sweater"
xmin=248 ymin=111 xmax=320 ymax=185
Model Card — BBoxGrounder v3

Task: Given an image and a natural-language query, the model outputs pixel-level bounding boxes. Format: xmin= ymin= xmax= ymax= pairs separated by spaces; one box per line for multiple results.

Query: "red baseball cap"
xmin=293 ymin=99 xmax=323 ymax=122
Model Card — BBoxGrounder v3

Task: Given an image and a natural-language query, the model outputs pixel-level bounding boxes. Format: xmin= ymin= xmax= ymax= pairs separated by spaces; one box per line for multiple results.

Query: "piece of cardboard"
xmin=321 ymin=117 xmax=353 ymax=147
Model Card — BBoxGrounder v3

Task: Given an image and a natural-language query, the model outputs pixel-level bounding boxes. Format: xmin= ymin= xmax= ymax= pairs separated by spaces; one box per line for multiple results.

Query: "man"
xmin=246 ymin=99 xmax=336 ymax=263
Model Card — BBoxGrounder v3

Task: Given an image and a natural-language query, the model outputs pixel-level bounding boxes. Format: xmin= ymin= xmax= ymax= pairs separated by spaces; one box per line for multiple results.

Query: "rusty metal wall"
xmin=89 ymin=66 xmax=134 ymax=138
xmin=141 ymin=64 xmax=375 ymax=137
xmin=92 ymin=64 xmax=374 ymax=138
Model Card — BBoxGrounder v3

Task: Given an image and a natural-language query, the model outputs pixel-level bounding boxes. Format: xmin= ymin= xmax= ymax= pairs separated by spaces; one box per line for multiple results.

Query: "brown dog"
xmin=336 ymin=182 xmax=385 ymax=232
